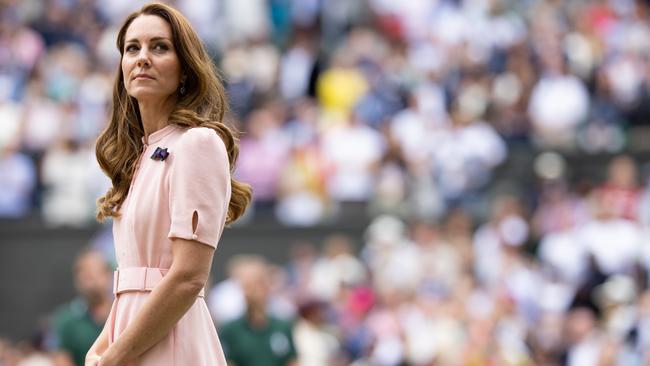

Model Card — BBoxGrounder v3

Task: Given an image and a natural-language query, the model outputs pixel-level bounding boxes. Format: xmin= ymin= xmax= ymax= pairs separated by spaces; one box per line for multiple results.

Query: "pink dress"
xmin=106 ymin=124 xmax=230 ymax=365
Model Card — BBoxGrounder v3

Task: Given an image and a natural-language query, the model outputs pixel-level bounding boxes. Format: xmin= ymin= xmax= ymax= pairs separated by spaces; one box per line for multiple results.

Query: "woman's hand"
xmin=85 ymin=351 xmax=102 ymax=366
xmin=91 ymin=349 xmax=131 ymax=366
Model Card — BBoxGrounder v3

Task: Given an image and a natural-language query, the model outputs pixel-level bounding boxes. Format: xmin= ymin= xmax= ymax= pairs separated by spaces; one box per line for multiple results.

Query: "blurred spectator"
xmin=0 ymin=139 xmax=36 ymax=218
xmin=0 ymin=101 xmax=22 ymax=148
xmin=222 ymin=0 xmax=270 ymax=45
xmin=533 ymin=179 xmax=589 ymax=237
xmin=473 ymin=195 xmax=530 ymax=288
xmin=266 ymin=263 xmax=298 ymax=321
xmin=308 ymin=235 xmax=366 ymax=301
xmin=321 ymin=113 xmax=384 ymax=202
xmin=594 ymin=155 xmax=643 ymax=221
xmin=0 ymin=14 xmax=45 ymax=102
xmin=208 ymin=256 xmax=248 ymax=326
xmin=563 ymin=306 xmax=605 ymax=366
xmin=49 ymin=248 xmax=112 ymax=366
xmin=41 ymin=139 xmax=96 ymax=227
xmin=411 ymin=220 xmax=466 ymax=294
xmin=527 ymin=50 xmax=590 ymax=148
xmin=20 ymin=78 xmax=66 ymax=156
xmin=293 ymin=298 xmax=341 ymax=366
xmin=176 ymin=0 xmax=222 ymax=51
xmin=432 ymin=101 xmax=507 ymax=208
xmin=236 ymin=107 xmax=290 ymax=206
xmin=284 ymin=242 xmax=318 ymax=298
xmin=219 ymin=256 xmax=298 ymax=366
xmin=577 ymin=190 xmax=642 ymax=276
xmin=389 ymin=88 xmax=445 ymax=168
xmin=538 ymin=217 xmax=588 ymax=289
xmin=362 ymin=215 xmax=420 ymax=296
xmin=278 ymin=36 xmax=316 ymax=101
xmin=316 ymin=48 xmax=368 ymax=119
xmin=275 ymin=101 xmax=328 ymax=225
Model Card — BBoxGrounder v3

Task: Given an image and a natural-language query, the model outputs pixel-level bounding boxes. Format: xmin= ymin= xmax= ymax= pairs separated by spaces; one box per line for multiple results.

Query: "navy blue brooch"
xmin=151 ymin=147 xmax=169 ymax=161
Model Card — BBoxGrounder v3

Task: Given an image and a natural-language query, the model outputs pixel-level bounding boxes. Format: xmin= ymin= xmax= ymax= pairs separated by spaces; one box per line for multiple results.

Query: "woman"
xmin=86 ymin=3 xmax=252 ymax=365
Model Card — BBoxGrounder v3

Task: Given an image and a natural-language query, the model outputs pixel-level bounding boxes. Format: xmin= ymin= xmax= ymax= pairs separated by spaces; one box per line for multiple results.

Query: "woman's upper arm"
xmin=169 ymin=236 xmax=214 ymax=287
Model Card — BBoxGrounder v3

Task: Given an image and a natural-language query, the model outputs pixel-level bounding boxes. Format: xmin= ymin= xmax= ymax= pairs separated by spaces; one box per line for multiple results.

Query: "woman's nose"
xmin=136 ymin=51 xmax=151 ymax=67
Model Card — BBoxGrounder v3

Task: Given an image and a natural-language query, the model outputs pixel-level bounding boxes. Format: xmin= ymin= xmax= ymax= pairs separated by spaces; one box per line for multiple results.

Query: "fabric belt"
xmin=113 ymin=267 xmax=205 ymax=298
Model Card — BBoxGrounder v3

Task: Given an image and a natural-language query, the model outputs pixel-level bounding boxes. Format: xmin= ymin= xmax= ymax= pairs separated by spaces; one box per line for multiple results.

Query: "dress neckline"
xmin=141 ymin=124 xmax=179 ymax=145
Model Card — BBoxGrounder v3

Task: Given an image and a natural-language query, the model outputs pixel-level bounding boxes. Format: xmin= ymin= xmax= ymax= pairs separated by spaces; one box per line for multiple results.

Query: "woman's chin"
xmin=130 ymin=90 xmax=173 ymax=103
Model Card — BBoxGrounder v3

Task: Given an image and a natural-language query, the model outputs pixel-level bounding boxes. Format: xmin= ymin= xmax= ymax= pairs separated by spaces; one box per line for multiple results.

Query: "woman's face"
xmin=121 ymin=15 xmax=183 ymax=103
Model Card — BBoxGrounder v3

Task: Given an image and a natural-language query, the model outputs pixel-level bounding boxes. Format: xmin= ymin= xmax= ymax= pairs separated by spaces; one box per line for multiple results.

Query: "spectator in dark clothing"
xmin=51 ymin=248 xmax=113 ymax=366
xmin=219 ymin=256 xmax=297 ymax=366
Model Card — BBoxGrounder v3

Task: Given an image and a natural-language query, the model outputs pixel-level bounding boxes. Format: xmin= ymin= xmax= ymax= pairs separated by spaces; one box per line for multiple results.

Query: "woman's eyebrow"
xmin=125 ymin=36 xmax=171 ymax=44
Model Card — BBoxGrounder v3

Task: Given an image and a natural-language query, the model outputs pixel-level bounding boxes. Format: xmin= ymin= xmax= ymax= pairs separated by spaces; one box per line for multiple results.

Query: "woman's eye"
xmin=125 ymin=45 xmax=138 ymax=52
xmin=154 ymin=44 xmax=169 ymax=51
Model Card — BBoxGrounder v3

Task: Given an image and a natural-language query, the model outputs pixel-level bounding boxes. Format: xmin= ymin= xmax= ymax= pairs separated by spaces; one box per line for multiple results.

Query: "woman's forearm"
xmin=99 ymin=274 xmax=203 ymax=365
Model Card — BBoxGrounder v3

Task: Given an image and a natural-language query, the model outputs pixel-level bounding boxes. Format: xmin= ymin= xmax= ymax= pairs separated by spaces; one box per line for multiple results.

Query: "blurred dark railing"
xmin=0 ymin=210 xmax=369 ymax=341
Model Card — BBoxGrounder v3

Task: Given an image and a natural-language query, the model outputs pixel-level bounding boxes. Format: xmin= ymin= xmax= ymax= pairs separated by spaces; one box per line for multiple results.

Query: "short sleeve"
xmin=168 ymin=127 xmax=231 ymax=248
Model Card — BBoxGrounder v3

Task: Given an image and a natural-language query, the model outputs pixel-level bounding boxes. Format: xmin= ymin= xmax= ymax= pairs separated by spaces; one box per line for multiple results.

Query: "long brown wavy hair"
xmin=95 ymin=2 xmax=252 ymax=225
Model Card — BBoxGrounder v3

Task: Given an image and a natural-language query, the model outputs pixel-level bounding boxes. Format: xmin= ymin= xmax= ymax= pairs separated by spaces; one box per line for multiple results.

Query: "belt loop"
xmin=113 ymin=270 xmax=119 ymax=296
xmin=141 ymin=267 xmax=148 ymax=291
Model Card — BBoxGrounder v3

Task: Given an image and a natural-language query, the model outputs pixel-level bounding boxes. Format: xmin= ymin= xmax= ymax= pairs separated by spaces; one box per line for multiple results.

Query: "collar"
xmin=141 ymin=124 xmax=178 ymax=145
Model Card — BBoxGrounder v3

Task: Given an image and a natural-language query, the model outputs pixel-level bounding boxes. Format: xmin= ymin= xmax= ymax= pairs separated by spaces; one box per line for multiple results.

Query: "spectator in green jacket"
xmin=219 ymin=256 xmax=297 ymax=366
xmin=51 ymin=248 xmax=113 ymax=366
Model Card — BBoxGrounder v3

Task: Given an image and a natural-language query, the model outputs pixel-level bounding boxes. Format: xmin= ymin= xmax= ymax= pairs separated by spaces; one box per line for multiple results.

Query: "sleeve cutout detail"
xmin=192 ymin=210 xmax=199 ymax=235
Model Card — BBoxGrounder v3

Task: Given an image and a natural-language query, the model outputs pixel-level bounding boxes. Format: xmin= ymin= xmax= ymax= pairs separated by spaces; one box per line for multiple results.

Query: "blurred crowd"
xmin=2 ymin=0 xmax=650 ymax=226
xmin=2 ymin=0 xmax=650 ymax=365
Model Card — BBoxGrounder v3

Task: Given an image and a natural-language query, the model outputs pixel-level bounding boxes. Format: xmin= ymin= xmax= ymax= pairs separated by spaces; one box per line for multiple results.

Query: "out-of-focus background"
xmin=2 ymin=0 xmax=650 ymax=365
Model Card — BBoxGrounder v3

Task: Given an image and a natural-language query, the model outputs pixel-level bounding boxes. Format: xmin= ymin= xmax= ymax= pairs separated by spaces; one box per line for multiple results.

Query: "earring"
xmin=180 ymin=84 xmax=186 ymax=95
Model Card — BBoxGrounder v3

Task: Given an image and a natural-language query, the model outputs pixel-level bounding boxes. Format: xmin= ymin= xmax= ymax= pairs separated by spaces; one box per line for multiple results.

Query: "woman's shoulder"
xmin=177 ymin=126 xmax=218 ymax=141
xmin=176 ymin=126 xmax=227 ymax=153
